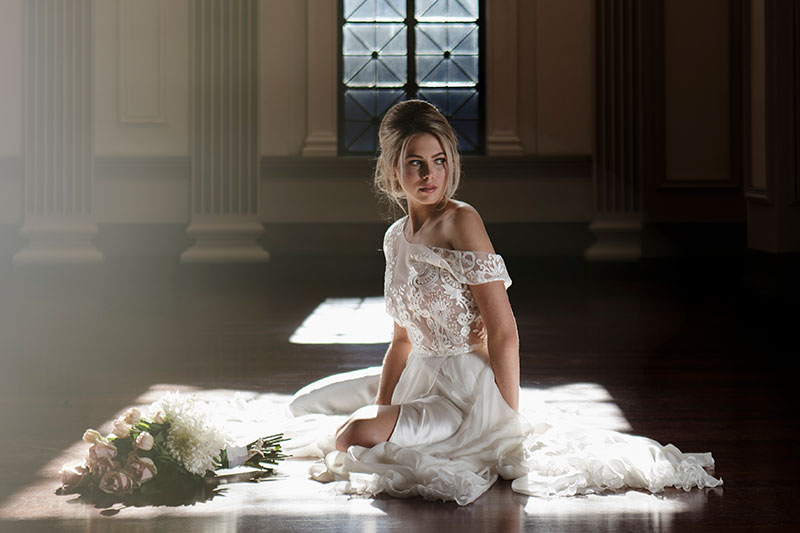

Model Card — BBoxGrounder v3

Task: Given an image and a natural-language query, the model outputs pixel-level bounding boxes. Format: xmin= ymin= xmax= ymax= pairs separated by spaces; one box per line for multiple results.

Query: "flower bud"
xmin=122 ymin=407 xmax=141 ymax=425
xmin=99 ymin=469 xmax=135 ymax=494
xmin=152 ymin=409 xmax=166 ymax=424
xmin=112 ymin=419 xmax=131 ymax=438
xmin=135 ymin=431 xmax=154 ymax=451
xmin=88 ymin=440 xmax=117 ymax=462
xmin=82 ymin=429 xmax=104 ymax=444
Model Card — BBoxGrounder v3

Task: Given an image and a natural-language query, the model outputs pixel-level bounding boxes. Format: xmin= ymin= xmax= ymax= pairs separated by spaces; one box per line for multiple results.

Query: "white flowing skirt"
xmin=285 ymin=352 xmax=722 ymax=505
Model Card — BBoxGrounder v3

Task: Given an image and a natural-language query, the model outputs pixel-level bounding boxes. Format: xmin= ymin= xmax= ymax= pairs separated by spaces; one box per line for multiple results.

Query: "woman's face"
xmin=396 ymin=133 xmax=448 ymax=208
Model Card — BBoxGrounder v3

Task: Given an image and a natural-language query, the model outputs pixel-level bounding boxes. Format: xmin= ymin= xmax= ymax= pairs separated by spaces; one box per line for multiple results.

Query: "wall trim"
xmin=260 ymin=155 xmax=592 ymax=180
xmin=94 ymin=156 xmax=190 ymax=179
xmin=10 ymin=155 xmax=592 ymax=182
xmin=656 ymin=180 xmax=744 ymax=191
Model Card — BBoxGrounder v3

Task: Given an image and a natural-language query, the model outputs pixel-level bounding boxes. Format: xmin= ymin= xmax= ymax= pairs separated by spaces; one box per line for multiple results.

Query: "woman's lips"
xmin=419 ymin=186 xmax=437 ymax=193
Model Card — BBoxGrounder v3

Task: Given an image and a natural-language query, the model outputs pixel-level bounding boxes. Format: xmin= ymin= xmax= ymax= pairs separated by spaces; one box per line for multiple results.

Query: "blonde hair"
xmin=374 ymin=100 xmax=461 ymax=213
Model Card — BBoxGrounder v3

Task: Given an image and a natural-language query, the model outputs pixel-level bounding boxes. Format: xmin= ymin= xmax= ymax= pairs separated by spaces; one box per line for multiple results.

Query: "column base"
xmin=181 ymin=219 xmax=269 ymax=263
xmin=487 ymin=133 xmax=524 ymax=155
xmin=13 ymin=219 xmax=104 ymax=265
xmin=585 ymin=219 xmax=643 ymax=261
xmin=302 ymin=133 xmax=338 ymax=157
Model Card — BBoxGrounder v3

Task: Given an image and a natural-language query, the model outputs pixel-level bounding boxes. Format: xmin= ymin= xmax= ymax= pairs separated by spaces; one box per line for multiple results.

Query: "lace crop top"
xmin=383 ymin=216 xmax=512 ymax=358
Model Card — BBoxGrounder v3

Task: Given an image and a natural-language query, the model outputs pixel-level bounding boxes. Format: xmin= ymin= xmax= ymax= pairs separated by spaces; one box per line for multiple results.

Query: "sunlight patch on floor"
xmin=289 ymin=297 xmax=392 ymax=344
xmin=520 ymin=383 xmax=633 ymax=432
xmin=0 ymin=380 xmax=684 ymax=523
xmin=521 ymin=488 xmax=718 ymax=519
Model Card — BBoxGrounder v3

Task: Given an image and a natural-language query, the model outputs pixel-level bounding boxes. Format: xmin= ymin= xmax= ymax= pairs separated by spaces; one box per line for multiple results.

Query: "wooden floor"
xmin=0 ymin=256 xmax=797 ymax=532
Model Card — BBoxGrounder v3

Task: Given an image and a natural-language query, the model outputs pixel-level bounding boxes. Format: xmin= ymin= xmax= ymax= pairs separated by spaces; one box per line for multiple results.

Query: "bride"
xmin=288 ymin=100 xmax=722 ymax=505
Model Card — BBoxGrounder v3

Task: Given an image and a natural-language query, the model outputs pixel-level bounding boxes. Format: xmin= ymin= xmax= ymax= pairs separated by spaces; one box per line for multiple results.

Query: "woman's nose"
xmin=419 ymin=162 xmax=430 ymax=178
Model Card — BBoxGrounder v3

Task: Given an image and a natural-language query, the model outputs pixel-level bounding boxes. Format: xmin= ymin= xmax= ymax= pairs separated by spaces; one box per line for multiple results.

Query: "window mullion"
xmin=406 ymin=0 xmax=417 ymax=98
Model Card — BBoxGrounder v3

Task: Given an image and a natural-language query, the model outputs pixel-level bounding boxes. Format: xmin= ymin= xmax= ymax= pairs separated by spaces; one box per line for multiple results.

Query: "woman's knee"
xmin=334 ymin=406 xmax=399 ymax=451
xmin=335 ymin=418 xmax=371 ymax=451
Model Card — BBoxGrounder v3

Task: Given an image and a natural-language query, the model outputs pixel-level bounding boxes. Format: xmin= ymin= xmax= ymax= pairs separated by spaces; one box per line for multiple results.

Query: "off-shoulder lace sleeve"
xmin=382 ymin=218 xmax=405 ymax=262
xmin=417 ymin=247 xmax=512 ymax=289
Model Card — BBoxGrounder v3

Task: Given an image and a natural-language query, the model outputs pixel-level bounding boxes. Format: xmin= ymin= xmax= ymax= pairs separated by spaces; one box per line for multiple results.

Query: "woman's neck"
xmin=407 ymin=203 xmax=441 ymax=235
xmin=405 ymin=200 xmax=455 ymax=240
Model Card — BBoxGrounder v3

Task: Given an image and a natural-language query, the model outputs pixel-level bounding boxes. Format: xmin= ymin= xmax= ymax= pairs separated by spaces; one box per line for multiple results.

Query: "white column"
xmin=486 ymin=0 xmax=524 ymax=155
xmin=302 ymin=0 xmax=338 ymax=156
xmin=182 ymin=0 xmax=268 ymax=263
xmin=14 ymin=0 xmax=103 ymax=265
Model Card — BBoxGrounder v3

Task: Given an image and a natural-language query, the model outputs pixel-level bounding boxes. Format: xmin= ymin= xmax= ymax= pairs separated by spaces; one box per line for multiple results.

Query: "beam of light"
xmin=289 ymin=297 xmax=392 ymax=344
xmin=1 ymin=378 xmax=709 ymax=523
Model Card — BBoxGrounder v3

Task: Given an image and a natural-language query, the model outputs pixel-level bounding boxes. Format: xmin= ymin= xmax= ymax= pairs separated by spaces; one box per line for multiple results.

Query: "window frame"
xmin=337 ymin=0 xmax=486 ymax=156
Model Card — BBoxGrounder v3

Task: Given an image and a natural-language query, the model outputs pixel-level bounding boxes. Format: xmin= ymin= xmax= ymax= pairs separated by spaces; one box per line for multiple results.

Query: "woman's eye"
xmin=408 ymin=160 xmax=421 ymax=166
xmin=435 ymin=158 xmax=447 ymax=165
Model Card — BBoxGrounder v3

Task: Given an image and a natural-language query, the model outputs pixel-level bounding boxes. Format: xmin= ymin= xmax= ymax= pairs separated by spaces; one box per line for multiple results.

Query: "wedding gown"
xmin=284 ymin=216 xmax=722 ymax=506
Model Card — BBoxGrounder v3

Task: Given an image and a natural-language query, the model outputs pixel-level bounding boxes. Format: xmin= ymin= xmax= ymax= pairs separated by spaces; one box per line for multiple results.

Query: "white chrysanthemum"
xmin=154 ymin=392 xmax=232 ymax=476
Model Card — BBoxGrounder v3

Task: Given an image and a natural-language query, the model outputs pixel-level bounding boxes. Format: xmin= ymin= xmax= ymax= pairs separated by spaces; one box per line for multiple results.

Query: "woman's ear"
xmin=392 ymin=169 xmax=401 ymax=192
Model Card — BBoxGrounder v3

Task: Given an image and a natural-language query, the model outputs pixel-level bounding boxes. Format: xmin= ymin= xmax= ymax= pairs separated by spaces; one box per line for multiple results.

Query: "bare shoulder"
xmin=442 ymin=201 xmax=495 ymax=253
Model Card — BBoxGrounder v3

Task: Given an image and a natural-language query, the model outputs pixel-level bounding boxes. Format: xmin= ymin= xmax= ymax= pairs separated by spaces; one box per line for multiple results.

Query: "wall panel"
xmin=664 ymin=0 xmax=731 ymax=184
xmin=117 ymin=0 xmax=167 ymax=124
xmin=533 ymin=0 xmax=593 ymax=155
xmin=94 ymin=0 xmax=189 ymax=156
xmin=259 ymin=0 xmax=307 ymax=156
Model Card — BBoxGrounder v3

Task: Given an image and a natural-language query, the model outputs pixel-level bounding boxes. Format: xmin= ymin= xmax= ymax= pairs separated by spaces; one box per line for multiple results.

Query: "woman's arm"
xmin=470 ymin=282 xmax=520 ymax=411
xmin=375 ymin=322 xmax=413 ymax=405
xmin=445 ymin=204 xmax=520 ymax=411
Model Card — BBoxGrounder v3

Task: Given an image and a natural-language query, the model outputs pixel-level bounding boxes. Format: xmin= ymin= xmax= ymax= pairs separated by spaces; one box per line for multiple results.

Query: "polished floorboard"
xmin=0 ymin=257 xmax=797 ymax=532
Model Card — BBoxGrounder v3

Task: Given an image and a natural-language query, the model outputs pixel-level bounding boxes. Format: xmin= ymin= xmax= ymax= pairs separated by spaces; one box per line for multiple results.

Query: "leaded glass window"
xmin=339 ymin=0 xmax=483 ymax=155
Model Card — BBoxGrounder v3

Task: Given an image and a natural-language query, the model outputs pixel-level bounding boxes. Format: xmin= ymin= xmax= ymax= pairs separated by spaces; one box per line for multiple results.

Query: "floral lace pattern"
xmin=383 ymin=217 xmax=512 ymax=358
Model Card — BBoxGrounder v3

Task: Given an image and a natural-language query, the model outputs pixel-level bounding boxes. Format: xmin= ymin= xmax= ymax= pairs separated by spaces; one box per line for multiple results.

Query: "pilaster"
xmin=486 ymin=0 xmax=524 ymax=155
xmin=182 ymin=0 xmax=268 ymax=263
xmin=302 ymin=0 xmax=338 ymax=156
xmin=14 ymin=0 xmax=103 ymax=265
xmin=587 ymin=0 xmax=663 ymax=261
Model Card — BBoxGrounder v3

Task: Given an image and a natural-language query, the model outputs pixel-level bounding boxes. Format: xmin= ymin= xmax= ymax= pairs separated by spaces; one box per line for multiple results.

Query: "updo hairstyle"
xmin=374 ymin=100 xmax=461 ymax=212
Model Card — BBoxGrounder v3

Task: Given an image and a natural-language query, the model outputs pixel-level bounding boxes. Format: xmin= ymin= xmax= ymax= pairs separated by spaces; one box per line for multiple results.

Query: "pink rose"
xmin=87 ymin=455 xmax=116 ymax=478
xmin=125 ymin=456 xmax=157 ymax=485
xmin=88 ymin=440 xmax=117 ymax=462
xmin=112 ymin=419 xmax=131 ymax=438
xmin=59 ymin=462 xmax=90 ymax=492
xmin=135 ymin=431 xmax=154 ymax=451
xmin=99 ymin=469 xmax=135 ymax=494
xmin=152 ymin=409 xmax=166 ymax=424
xmin=122 ymin=407 xmax=141 ymax=425
xmin=82 ymin=429 xmax=104 ymax=444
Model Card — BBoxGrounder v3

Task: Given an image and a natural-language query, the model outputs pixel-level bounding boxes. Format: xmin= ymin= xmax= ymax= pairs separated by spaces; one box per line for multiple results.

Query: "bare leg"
xmin=335 ymin=404 xmax=401 ymax=452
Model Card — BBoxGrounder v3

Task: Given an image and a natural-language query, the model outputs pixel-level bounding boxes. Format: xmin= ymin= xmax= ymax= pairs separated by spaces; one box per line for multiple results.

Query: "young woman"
xmin=290 ymin=100 xmax=722 ymax=505
xmin=334 ymin=100 xmax=520 ymax=453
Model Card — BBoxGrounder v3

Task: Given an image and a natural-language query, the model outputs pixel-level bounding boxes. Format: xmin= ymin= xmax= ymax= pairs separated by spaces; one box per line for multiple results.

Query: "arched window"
xmin=339 ymin=0 xmax=484 ymax=155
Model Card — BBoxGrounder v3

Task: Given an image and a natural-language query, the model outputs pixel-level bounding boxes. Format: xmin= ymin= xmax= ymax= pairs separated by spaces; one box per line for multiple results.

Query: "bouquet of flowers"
xmin=58 ymin=392 xmax=287 ymax=498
